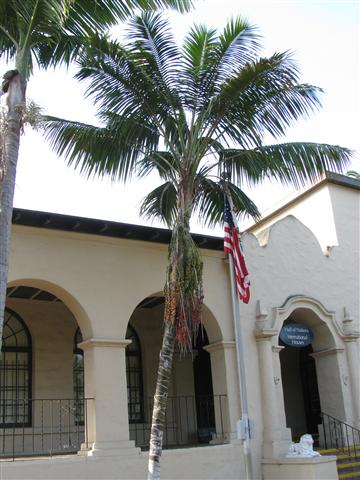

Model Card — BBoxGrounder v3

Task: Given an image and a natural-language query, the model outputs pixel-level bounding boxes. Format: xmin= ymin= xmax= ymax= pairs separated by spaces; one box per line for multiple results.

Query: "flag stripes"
xmin=224 ymin=199 xmax=250 ymax=304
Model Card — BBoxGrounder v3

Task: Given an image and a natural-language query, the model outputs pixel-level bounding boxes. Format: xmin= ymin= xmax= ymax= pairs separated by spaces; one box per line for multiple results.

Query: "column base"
xmin=80 ymin=440 xmax=141 ymax=457
xmin=263 ymin=439 xmax=293 ymax=459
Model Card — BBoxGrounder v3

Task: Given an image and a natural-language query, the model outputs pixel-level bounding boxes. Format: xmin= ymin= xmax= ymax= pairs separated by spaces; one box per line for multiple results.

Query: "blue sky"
xmin=3 ymin=0 xmax=359 ymax=234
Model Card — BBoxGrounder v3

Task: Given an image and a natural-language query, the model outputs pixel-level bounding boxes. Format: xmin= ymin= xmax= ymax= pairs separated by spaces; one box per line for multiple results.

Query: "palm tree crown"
xmin=45 ymin=13 xmax=351 ymax=232
xmin=45 ymin=14 xmax=351 ymax=346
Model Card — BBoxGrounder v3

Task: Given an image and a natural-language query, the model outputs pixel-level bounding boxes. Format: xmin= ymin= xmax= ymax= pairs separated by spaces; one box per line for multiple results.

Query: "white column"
xmin=204 ymin=341 xmax=240 ymax=441
xmin=311 ymin=347 xmax=347 ymax=422
xmin=255 ymin=329 xmax=290 ymax=458
xmin=79 ymin=338 xmax=139 ymax=457
xmin=344 ymin=338 xmax=360 ymax=428
xmin=272 ymin=345 xmax=292 ymax=443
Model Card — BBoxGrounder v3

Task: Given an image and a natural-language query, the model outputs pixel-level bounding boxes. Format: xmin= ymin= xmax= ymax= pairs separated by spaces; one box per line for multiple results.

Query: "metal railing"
xmin=320 ymin=412 xmax=360 ymax=460
xmin=129 ymin=394 xmax=228 ymax=449
xmin=0 ymin=395 xmax=228 ymax=459
xmin=0 ymin=398 xmax=93 ymax=460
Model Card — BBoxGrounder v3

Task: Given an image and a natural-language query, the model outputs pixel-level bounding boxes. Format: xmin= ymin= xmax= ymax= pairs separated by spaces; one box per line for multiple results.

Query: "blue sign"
xmin=279 ymin=323 xmax=314 ymax=347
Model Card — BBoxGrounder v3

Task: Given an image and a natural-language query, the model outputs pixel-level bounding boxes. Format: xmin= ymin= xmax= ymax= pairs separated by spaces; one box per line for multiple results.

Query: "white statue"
xmin=286 ymin=434 xmax=321 ymax=458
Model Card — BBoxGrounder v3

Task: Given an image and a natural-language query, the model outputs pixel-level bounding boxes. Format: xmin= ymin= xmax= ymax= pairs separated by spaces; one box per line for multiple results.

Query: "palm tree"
xmin=0 ymin=0 xmax=192 ymax=343
xmin=347 ymin=170 xmax=360 ymax=179
xmin=43 ymin=13 xmax=352 ymax=478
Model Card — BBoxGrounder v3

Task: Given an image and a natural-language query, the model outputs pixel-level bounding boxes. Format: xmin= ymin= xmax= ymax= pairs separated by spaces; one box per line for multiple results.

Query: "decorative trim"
xmin=203 ymin=340 xmax=235 ymax=353
xmin=256 ymin=300 xmax=268 ymax=320
xmin=255 ymin=329 xmax=278 ymax=341
xmin=78 ymin=338 xmax=132 ymax=350
xmin=343 ymin=335 xmax=360 ymax=343
xmin=272 ymin=345 xmax=285 ymax=353
xmin=342 ymin=307 xmax=360 ymax=339
xmin=310 ymin=347 xmax=344 ymax=359
xmin=272 ymin=295 xmax=347 ymax=342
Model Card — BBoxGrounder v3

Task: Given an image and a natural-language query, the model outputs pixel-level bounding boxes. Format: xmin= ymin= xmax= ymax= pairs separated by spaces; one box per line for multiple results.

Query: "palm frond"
xmin=180 ymin=17 xmax=260 ymax=114
xmin=137 ymin=151 xmax=179 ymax=180
xmin=194 ymin=176 xmax=260 ymax=227
xmin=126 ymin=12 xmax=181 ymax=90
xmin=76 ymin=36 xmax=156 ymax=113
xmin=127 ymin=0 xmax=193 ymax=14
xmin=205 ymin=52 xmax=323 ymax=146
xmin=181 ymin=24 xmax=218 ymax=109
xmin=34 ymin=34 xmax=85 ymax=68
xmin=347 ymin=170 xmax=360 ymax=180
xmin=140 ymin=181 xmax=178 ymax=226
xmin=43 ymin=114 xmax=159 ymax=181
xmin=75 ymin=32 xmax=185 ymax=156
xmin=215 ymin=17 xmax=261 ymax=83
xmin=0 ymin=1 xmax=20 ymax=54
xmin=221 ymin=143 xmax=352 ymax=188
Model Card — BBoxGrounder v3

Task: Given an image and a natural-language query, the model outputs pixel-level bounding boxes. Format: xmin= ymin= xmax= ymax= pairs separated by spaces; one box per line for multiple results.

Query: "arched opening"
xmin=126 ymin=295 xmax=222 ymax=449
xmin=279 ymin=318 xmax=321 ymax=441
xmin=2 ymin=284 xmax=87 ymax=457
xmin=277 ymin=299 xmax=343 ymax=444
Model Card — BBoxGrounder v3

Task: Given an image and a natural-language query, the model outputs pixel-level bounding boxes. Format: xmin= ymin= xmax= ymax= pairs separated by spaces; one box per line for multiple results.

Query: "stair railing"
xmin=321 ymin=412 xmax=360 ymax=460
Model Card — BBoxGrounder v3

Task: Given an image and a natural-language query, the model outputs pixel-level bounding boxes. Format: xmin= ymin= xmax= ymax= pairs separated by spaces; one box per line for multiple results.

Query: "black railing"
xmin=0 ymin=395 xmax=228 ymax=459
xmin=0 ymin=398 xmax=93 ymax=460
xmin=129 ymin=394 xmax=228 ymax=449
xmin=320 ymin=412 xmax=360 ymax=460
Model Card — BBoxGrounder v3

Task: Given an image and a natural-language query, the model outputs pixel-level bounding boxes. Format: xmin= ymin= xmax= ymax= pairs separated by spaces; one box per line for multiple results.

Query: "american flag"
xmin=224 ymin=198 xmax=250 ymax=304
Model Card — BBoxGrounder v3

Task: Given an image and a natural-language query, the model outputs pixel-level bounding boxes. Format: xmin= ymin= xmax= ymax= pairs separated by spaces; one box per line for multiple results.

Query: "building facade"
xmin=1 ymin=173 xmax=359 ymax=479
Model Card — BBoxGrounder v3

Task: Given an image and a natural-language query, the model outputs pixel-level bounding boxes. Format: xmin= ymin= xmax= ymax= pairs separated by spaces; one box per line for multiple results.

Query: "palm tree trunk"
xmin=148 ymin=320 xmax=176 ymax=480
xmin=148 ymin=225 xmax=181 ymax=480
xmin=0 ymin=71 xmax=25 ymax=342
xmin=148 ymin=185 xmax=199 ymax=479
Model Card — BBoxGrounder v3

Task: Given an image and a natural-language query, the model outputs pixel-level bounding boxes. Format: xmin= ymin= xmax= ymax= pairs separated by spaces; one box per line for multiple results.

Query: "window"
xmin=73 ymin=328 xmax=84 ymax=425
xmin=126 ymin=325 xmax=143 ymax=423
xmin=0 ymin=308 xmax=32 ymax=427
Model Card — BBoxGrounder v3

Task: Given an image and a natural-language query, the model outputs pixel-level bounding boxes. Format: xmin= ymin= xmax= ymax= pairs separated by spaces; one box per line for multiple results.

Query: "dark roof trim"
xmin=12 ymin=208 xmax=223 ymax=251
xmin=325 ymin=172 xmax=360 ymax=190
xmin=247 ymin=172 xmax=360 ymax=233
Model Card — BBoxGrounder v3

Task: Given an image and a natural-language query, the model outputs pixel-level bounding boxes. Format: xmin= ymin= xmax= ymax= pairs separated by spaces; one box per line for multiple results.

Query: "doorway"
xmin=280 ymin=342 xmax=321 ymax=441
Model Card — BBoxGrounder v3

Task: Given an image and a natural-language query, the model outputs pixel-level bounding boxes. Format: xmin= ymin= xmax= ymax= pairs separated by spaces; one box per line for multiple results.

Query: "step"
xmin=338 ymin=472 xmax=360 ymax=479
xmin=338 ymin=462 xmax=360 ymax=470
xmin=318 ymin=446 xmax=360 ymax=455
xmin=336 ymin=454 xmax=360 ymax=461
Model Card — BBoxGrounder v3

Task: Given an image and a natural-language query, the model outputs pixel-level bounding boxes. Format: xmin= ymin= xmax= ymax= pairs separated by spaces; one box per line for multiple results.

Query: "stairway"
xmin=318 ymin=445 xmax=360 ymax=479
xmin=318 ymin=413 xmax=360 ymax=479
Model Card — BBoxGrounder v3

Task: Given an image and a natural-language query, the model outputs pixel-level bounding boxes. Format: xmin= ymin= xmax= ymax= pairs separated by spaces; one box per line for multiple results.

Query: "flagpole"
xmin=226 ymin=196 xmax=253 ymax=480
xmin=228 ymin=255 xmax=253 ymax=480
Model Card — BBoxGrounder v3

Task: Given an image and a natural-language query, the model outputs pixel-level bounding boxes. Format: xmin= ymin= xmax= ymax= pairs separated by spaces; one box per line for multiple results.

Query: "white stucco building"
xmin=1 ymin=172 xmax=359 ymax=479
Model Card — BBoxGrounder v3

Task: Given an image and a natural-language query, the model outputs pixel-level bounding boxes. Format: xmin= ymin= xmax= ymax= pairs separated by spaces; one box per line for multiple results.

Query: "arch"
xmin=201 ymin=303 xmax=223 ymax=344
xmin=273 ymin=295 xmax=339 ymax=350
xmin=7 ymin=278 xmax=93 ymax=339
xmin=126 ymin=294 xmax=221 ymax=447
xmin=127 ymin=291 xmax=223 ymax=344
xmin=274 ymin=295 xmax=347 ymax=431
